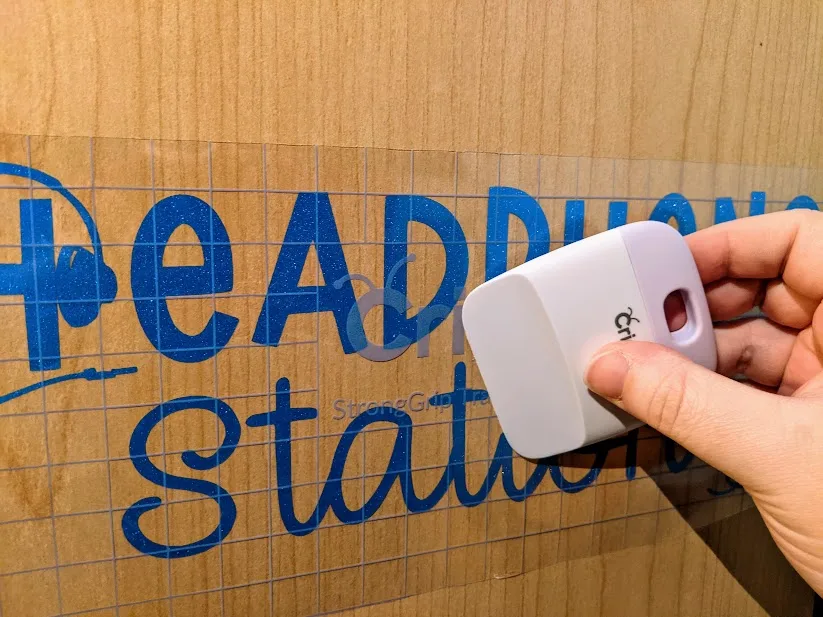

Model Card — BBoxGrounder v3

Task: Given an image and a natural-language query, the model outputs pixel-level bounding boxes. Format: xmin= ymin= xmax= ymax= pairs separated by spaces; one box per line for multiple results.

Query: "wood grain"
xmin=0 ymin=0 xmax=821 ymax=615
xmin=1 ymin=1 xmax=822 ymax=166
xmin=323 ymin=509 xmax=810 ymax=617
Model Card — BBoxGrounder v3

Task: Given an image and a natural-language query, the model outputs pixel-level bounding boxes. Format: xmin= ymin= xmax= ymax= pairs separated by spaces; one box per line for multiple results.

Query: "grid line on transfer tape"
xmin=90 ymin=136 xmax=122 ymax=617
xmin=0 ymin=386 xmax=318 ymax=420
xmin=518 ymin=153 xmax=541 ymax=577
xmin=482 ymin=153 xmax=502 ymax=581
xmin=263 ymin=142 xmax=275 ymax=617
xmin=444 ymin=149 xmax=459 ymax=585
xmin=24 ymin=135 xmax=65 ymax=615
xmin=360 ymin=147 xmax=369 ymax=607
xmin=0 ymin=480 xmax=736 ymax=573
xmin=578 ymin=155 xmax=604 ymax=565
xmin=0 ymin=422 xmax=682 ymax=474
xmin=0 ymin=239 xmax=572 ymax=252
xmin=551 ymin=155 xmax=566 ymax=568
xmin=149 ymin=139 xmax=176 ymax=617
xmin=585 ymin=156 xmax=600 ymax=561
xmin=402 ymin=148 xmax=415 ymax=598
xmin=0 ymin=477 xmax=726 ymax=553
xmin=0 ymin=140 xmax=781 ymax=615
xmin=363 ymin=148 xmax=368 ymax=242
xmin=0 ymin=417 xmax=675 ymax=502
xmin=0 ymin=489 xmax=747 ymax=617
xmin=0 ymin=440 xmax=713 ymax=523
xmin=0 ymin=186 xmax=817 ymax=203
xmin=650 ymin=157 xmax=675 ymax=585
xmin=314 ymin=144 xmax=323 ymax=614
xmin=208 ymin=141 xmax=228 ymax=617
xmin=0 ymin=505 xmax=689 ymax=576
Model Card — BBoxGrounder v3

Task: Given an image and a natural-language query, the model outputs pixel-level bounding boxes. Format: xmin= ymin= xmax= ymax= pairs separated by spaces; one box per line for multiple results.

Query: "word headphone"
xmin=0 ymin=162 xmax=117 ymax=328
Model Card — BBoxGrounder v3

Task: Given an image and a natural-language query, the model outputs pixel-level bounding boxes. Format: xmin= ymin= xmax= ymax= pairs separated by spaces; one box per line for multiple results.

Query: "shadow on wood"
xmin=690 ymin=504 xmax=815 ymax=617
xmin=558 ymin=439 xmax=818 ymax=616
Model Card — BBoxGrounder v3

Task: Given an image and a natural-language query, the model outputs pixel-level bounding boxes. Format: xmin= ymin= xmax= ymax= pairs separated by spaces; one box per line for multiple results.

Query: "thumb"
xmin=584 ymin=340 xmax=790 ymax=489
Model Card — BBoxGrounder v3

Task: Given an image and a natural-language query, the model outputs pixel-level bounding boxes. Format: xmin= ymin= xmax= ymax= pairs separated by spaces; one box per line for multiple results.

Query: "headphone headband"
xmin=0 ymin=162 xmax=103 ymax=253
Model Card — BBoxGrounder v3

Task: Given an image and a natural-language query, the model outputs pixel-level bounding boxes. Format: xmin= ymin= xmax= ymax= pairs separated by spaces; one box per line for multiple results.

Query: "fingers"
xmin=812 ymin=301 xmax=823 ymax=360
xmin=780 ymin=328 xmax=823 ymax=396
xmin=714 ymin=318 xmax=796 ymax=386
xmin=704 ymin=278 xmax=762 ymax=320
xmin=760 ymin=281 xmax=819 ymax=329
xmin=686 ymin=209 xmax=823 ymax=302
xmin=584 ymin=340 xmax=791 ymax=488
xmin=706 ymin=278 xmax=816 ymax=327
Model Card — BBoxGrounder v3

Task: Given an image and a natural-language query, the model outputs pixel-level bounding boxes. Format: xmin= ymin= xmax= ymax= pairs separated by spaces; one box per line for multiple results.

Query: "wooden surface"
xmin=2 ymin=0 xmax=823 ymax=166
xmin=0 ymin=1 xmax=821 ymax=616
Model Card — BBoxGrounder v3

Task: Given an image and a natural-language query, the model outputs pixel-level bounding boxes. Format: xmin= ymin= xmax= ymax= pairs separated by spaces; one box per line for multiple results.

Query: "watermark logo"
xmin=334 ymin=253 xmax=466 ymax=362
xmin=331 ymin=387 xmax=491 ymax=421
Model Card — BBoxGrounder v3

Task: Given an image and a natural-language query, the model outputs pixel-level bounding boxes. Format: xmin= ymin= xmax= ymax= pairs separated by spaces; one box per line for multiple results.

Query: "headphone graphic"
xmin=0 ymin=162 xmax=117 ymax=327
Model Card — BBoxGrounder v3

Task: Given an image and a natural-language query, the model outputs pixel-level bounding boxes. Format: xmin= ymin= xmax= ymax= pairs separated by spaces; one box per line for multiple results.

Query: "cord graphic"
xmin=0 ymin=366 xmax=138 ymax=405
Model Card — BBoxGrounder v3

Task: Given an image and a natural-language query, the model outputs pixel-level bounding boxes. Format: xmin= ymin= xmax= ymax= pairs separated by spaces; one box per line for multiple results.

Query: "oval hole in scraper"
xmin=664 ymin=289 xmax=688 ymax=332
xmin=665 ymin=288 xmax=704 ymax=347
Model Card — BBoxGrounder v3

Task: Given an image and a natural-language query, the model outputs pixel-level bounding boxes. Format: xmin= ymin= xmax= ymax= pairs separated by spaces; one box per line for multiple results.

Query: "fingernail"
xmin=585 ymin=351 xmax=629 ymax=400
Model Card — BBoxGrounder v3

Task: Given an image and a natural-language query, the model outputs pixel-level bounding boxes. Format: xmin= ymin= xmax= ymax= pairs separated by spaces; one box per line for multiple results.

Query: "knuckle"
xmin=787 ymin=207 xmax=822 ymax=229
xmin=784 ymin=207 xmax=818 ymax=222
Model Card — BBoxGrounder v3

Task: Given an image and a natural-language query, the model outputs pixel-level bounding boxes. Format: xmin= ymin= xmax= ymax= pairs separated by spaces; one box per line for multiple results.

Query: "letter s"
xmin=331 ymin=399 xmax=345 ymax=421
xmin=122 ymin=396 xmax=240 ymax=558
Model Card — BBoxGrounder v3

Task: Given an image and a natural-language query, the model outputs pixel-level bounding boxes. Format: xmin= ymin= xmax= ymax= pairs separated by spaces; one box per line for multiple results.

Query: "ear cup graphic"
xmin=56 ymin=245 xmax=118 ymax=327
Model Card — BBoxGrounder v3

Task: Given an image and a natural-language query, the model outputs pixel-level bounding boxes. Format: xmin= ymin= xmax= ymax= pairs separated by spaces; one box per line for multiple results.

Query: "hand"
xmin=584 ymin=209 xmax=823 ymax=596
